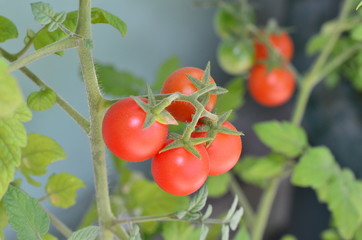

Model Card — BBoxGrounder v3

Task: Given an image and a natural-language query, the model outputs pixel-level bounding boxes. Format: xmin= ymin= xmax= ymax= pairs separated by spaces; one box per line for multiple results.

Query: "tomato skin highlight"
xmin=192 ymin=121 xmax=242 ymax=176
xmin=160 ymin=67 xmax=217 ymax=122
xmin=151 ymin=140 xmax=210 ymax=196
xmin=102 ymin=97 xmax=168 ymax=162
xmin=248 ymin=64 xmax=295 ymax=107
xmin=254 ymin=31 xmax=294 ymax=62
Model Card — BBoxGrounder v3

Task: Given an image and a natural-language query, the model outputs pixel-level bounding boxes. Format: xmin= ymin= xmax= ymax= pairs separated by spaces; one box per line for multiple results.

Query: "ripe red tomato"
xmin=248 ymin=64 xmax=295 ymax=107
xmin=102 ymin=97 xmax=168 ymax=162
xmin=152 ymin=140 xmax=210 ymax=196
xmin=254 ymin=31 xmax=294 ymax=62
xmin=192 ymin=121 xmax=242 ymax=176
xmin=160 ymin=67 xmax=217 ymax=122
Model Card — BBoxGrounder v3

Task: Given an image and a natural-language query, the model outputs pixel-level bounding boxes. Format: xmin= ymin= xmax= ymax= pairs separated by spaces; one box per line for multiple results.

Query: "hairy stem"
xmin=75 ymin=0 xmax=128 ymax=239
xmin=46 ymin=210 xmax=73 ymax=238
xmin=8 ymin=37 xmax=79 ymax=72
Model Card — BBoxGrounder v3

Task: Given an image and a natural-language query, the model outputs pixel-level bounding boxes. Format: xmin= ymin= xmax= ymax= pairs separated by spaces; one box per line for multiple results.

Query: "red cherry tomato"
xmin=160 ymin=67 xmax=217 ymax=122
xmin=192 ymin=121 xmax=242 ymax=176
xmin=152 ymin=140 xmax=210 ymax=196
xmin=254 ymin=31 xmax=294 ymax=62
xmin=102 ymin=97 xmax=168 ymax=162
xmin=248 ymin=64 xmax=295 ymax=107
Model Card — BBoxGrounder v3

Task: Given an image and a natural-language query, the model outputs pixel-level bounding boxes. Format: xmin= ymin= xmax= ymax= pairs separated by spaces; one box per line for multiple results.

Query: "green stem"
xmin=251 ymin=178 xmax=280 ymax=240
xmin=75 ymin=0 xmax=128 ymax=239
xmin=46 ymin=210 xmax=73 ymax=238
xmin=8 ymin=37 xmax=79 ymax=72
xmin=0 ymin=48 xmax=90 ymax=134
xmin=229 ymin=173 xmax=255 ymax=228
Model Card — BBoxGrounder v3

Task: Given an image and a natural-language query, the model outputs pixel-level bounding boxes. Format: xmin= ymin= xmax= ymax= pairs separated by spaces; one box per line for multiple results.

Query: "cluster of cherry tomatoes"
xmin=215 ymin=6 xmax=296 ymax=107
xmin=102 ymin=67 xmax=242 ymax=196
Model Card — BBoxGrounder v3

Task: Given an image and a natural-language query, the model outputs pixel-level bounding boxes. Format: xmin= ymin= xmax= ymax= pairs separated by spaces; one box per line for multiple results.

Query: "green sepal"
xmin=146 ymin=84 xmax=156 ymax=106
xmin=218 ymin=126 xmax=243 ymax=136
xmin=201 ymin=62 xmax=211 ymax=84
xmin=186 ymin=74 xmax=204 ymax=89
xmin=184 ymin=144 xmax=201 ymax=159
xmin=142 ymin=113 xmax=155 ymax=129
xmin=209 ymin=86 xmax=228 ymax=95
xmin=154 ymin=110 xmax=178 ymax=126
xmin=159 ymin=140 xmax=184 ymax=153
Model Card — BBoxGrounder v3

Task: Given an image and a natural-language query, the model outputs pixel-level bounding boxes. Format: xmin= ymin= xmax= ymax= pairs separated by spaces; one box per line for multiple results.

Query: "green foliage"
xmin=19 ymin=133 xmax=66 ymax=186
xmin=153 ymin=56 xmax=181 ymax=91
xmin=0 ymin=59 xmax=23 ymax=119
xmin=0 ymin=200 xmax=9 ymax=240
xmin=206 ymin=173 xmax=231 ymax=198
xmin=306 ymin=34 xmax=329 ymax=55
xmin=68 ymin=226 xmax=99 ymax=240
xmin=42 ymin=233 xmax=58 ymax=240
xmin=27 ymin=88 xmax=57 ymax=111
xmin=214 ymin=77 xmax=245 ymax=121
xmin=292 ymin=147 xmax=338 ymax=188
xmin=280 ymin=235 xmax=298 ymax=240
xmin=253 ymin=121 xmax=308 ymax=158
xmin=96 ymin=63 xmax=144 ymax=97
xmin=161 ymin=222 xmax=200 ymax=240
xmin=351 ymin=25 xmax=362 ymax=41
xmin=31 ymin=2 xmax=56 ymax=25
xmin=126 ymin=178 xmax=188 ymax=234
xmin=4 ymin=185 xmax=49 ymax=240
xmin=0 ymin=16 xmax=18 ymax=43
xmin=321 ymin=229 xmax=340 ymax=240
xmin=0 ymin=104 xmax=30 ymax=200
xmin=233 ymin=226 xmax=250 ymax=240
xmin=91 ymin=8 xmax=127 ymax=37
xmin=292 ymin=147 xmax=362 ymax=239
xmin=46 ymin=172 xmax=85 ymax=208
xmin=235 ymin=154 xmax=288 ymax=187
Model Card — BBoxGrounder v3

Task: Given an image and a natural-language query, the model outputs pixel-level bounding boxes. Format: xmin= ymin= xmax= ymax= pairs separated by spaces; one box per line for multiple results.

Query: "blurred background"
xmin=2 ymin=0 xmax=362 ymax=239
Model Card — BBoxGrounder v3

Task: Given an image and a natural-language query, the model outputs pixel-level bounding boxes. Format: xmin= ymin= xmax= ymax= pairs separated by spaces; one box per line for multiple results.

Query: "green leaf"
xmin=127 ymin=178 xmax=188 ymax=234
xmin=91 ymin=8 xmax=127 ymax=37
xmin=358 ymin=1 xmax=362 ymax=10
xmin=351 ymin=25 xmax=362 ymax=41
xmin=19 ymin=133 xmax=66 ymax=184
xmin=129 ymin=225 xmax=141 ymax=240
xmin=31 ymin=2 xmax=56 ymax=25
xmin=280 ymin=235 xmax=298 ymax=240
xmin=200 ymin=224 xmax=209 ymax=240
xmin=206 ymin=173 xmax=231 ymax=198
xmin=68 ymin=226 xmax=99 ymax=240
xmin=33 ymin=11 xmax=78 ymax=55
xmin=234 ymin=154 xmax=287 ymax=187
xmin=0 ymin=16 xmax=18 ymax=42
xmin=225 ymin=196 xmax=238 ymax=220
xmin=233 ymin=227 xmax=250 ymax=240
xmin=321 ymin=229 xmax=340 ymax=240
xmin=153 ymin=56 xmax=181 ymax=91
xmin=201 ymin=204 xmax=212 ymax=221
xmin=326 ymin=169 xmax=362 ymax=239
xmin=0 ymin=59 xmax=23 ymax=119
xmin=253 ymin=121 xmax=308 ymax=158
xmin=306 ymin=34 xmax=329 ymax=55
xmin=229 ymin=208 xmax=243 ymax=231
xmin=27 ymin=88 xmax=57 ymax=111
xmin=161 ymin=222 xmax=200 ymax=240
xmin=215 ymin=77 xmax=245 ymax=121
xmin=46 ymin=173 xmax=85 ymax=208
xmin=96 ymin=63 xmax=145 ymax=97
xmin=292 ymin=147 xmax=338 ymax=188
xmin=4 ymin=185 xmax=49 ymax=240
xmin=188 ymin=185 xmax=208 ymax=212
xmin=0 ymin=200 xmax=9 ymax=240
xmin=222 ymin=225 xmax=230 ymax=240
xmin=325 ymin=71 xmax=340 ymax=89
xmin=13 ymin=104 xmax=32 ymax=122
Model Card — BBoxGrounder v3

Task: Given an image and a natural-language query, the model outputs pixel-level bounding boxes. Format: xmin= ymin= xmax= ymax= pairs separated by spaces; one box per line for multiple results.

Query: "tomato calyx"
xmin=195 ymin=111 xmax=243 ymax=147
xmin=131 ymin=85 xmax=178 ymax=128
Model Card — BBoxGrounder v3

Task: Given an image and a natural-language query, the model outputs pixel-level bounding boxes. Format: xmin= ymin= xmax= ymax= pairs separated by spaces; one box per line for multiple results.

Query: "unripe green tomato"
xmin=214 ymin=8 xmax=239 ymax=38
xmin=217 ymin=39 xmax=254 ymax=75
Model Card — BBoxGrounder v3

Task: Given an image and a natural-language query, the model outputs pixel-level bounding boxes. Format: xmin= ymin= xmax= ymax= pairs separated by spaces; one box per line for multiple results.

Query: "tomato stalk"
xmin=76 ymin=0 xmax=128 ymax=239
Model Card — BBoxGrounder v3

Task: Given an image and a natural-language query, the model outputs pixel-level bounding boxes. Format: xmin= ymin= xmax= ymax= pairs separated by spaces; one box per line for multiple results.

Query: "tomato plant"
xmin=151 ymin=140 xmax=210 ymax=196
xmin=161 ymin=67 xmax=217 ymax=122
xmin=254 ymin=31 xmax=294 ymax=62
xmin=192 ymin=121 xmax=242 ymax=176
xmin=102 ymin=97 xmax=168 ymax=162
xmin=248 ymin=64 xmax=295 ymax=107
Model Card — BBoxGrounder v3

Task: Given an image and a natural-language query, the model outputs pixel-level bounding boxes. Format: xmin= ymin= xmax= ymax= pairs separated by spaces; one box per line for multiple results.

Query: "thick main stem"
xmin=75 ymin=0 xmax=127 ymax=239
